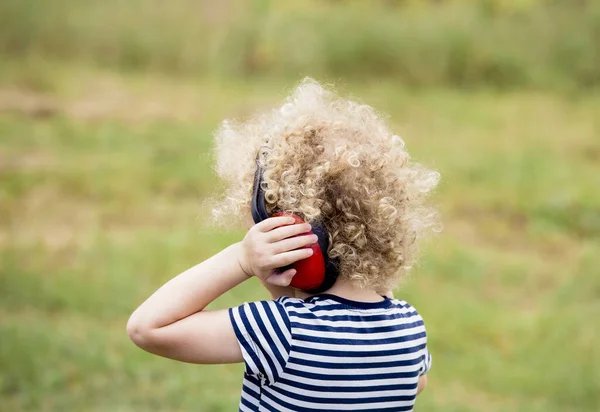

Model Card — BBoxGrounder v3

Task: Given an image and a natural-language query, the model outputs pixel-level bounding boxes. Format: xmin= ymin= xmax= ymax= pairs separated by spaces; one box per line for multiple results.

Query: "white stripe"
xmin=240 ymin=391 xmax=259 ymax=408
xmin=231 ymin=308 xmax=261 ymax=376
xmin=261 ymin=390 xmax=294 ymax=411
xmin=272 ymin=302 xmax=293 ymax=343
xmin=239 ymin=403 xmax=254 ymax=412
xmin=243 ymin=303 xmax=281 ymax=382
xmin=244 ymin=379 xmax=261 ymax=395
xmin=278 ymin=296 xmax=304 ymax=305
xmin=292 ymin=335 xmax=427 ymax=352
xmin=256 ymin=302 xmax=289 ymax=365
xmin=423 ymin=349 xmax=432 ymax=374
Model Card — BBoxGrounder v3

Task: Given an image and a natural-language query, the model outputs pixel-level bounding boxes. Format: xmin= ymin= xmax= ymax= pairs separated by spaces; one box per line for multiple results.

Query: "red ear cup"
xmin=272 ymin=212 xmax=326 ymax=291
xmin=289 ymin=244 xmax=326 ymax=290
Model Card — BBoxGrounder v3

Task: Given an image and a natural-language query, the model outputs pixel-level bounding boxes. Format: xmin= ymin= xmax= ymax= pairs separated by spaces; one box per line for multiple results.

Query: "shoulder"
xmin=228 ymin=299 xmax=293 ymax=336
xmin=274 ymin=296 xmax=306 ymax=307
xmin=388 ymin=298 xmax=429 ymax=331
xmin=391 ymin=300 xmax=433 ymax=376
xmin=229 ymin=296 xmax=308 ymax=324
xmin=274 ymin=295 xmax=317 ymax=312
xmin=275 ymin=296 xmax=307 ymax=307
xmin=227 ymin=299 xmax=295 ymax=385
xmin=390 ymin=298 xmax=423 ymax=316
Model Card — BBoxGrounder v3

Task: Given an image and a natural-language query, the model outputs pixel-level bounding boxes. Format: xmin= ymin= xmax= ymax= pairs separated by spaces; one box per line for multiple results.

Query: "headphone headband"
xmin=251 ymin=150 xmax=270 ymax=224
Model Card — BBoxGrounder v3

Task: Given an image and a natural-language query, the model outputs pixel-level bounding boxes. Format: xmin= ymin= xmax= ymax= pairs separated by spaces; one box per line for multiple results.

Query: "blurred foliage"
xmin=0 ymin=0 xmax=599 ymax=91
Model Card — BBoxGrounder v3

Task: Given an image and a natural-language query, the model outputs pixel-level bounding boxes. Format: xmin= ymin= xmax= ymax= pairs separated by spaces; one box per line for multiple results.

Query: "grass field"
xmin=1 ymin=60 xmax=599 ymax=411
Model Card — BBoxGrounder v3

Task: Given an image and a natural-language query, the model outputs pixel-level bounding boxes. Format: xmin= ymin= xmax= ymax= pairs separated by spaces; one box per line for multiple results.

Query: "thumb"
xmin=266 ymin=268 xmax=297 ymax=287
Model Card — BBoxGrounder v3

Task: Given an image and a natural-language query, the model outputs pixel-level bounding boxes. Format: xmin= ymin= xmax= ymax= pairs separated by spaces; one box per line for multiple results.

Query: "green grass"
xmin=1 ymin=66 xmax=599 ymax=411
xmin=1 ymin=0 xmax=599 ymax=91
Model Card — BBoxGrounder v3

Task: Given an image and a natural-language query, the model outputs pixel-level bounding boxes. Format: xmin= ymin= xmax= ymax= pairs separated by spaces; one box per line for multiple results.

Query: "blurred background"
xmin=1 ymin=0 xmax=599 ymax=411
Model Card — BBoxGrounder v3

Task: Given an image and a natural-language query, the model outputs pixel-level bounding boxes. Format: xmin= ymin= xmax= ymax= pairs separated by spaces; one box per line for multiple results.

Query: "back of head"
xmin=206 ymin=78 xmax=441 ymax=292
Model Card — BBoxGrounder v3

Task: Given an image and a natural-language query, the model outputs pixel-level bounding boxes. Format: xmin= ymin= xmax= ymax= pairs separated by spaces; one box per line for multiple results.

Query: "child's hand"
xmin=238 ymin=215 xmax=318 ymax=287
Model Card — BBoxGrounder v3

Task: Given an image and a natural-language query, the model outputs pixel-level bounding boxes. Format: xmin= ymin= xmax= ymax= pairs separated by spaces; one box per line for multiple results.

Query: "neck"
xmin=295 ymin=278 xmax=386 ymax=302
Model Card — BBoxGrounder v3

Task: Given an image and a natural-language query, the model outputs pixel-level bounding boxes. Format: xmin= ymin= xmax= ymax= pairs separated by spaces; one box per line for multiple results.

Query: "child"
xmin=127 ymin=78 xmax=440 ymax=411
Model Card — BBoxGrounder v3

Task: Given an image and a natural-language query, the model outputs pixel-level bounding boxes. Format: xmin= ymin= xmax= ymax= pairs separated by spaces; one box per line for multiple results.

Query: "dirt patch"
xmin=0 ymin=90 xmax=60 ymax=119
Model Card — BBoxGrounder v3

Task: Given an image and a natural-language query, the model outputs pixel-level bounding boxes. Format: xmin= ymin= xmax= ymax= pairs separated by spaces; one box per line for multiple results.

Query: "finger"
xmin=255 ymin=216 xmax=295 ymax=233
xmin=272 ymin=233 xmax=318 ymax=254
xmin=271 ymin=248 xmax=314 ymax=268
xmin=266 ymin=267 xmax=297 ymax=287
xmin=266 ymin=222 xmax=312 ymax=243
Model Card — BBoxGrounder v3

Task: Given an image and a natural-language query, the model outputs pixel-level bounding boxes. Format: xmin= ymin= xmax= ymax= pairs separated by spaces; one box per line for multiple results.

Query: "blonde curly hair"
xmin=203 ymin=78 xmax=440 ymax=291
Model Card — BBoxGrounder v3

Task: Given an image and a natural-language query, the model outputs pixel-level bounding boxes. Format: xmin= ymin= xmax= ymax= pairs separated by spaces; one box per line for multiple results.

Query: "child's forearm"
xmin=127 ymin=241 xmax=248 ymax=332
xmin=417 ymin=375 xmax=428 ymax=395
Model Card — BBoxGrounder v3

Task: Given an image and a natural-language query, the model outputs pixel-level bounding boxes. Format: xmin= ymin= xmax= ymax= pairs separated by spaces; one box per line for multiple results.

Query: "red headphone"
xmin=250 ymin=149 xmax=339 ymax=293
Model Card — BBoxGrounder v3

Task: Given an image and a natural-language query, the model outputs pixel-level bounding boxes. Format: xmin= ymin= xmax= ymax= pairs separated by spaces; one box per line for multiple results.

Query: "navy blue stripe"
xmin=304 ymin=294 xmax=394 ymax=309
xmin=291 ymin=305 xmax=350 ymax=313
xmin=285 ymin=302 xmax=382 ymax=313
xmin=294 ymin=331 xmax=426 ymax=346
xmin=360 ymin=406 xmax=414 ymax=412
xmin=277 ymin=377 xmax=418 ymax=393
xmin=250 ymin=303 xmax=287 ymax=370
xmin=244 ymin=304 xmax=280 ymax=381
xmin=270 ymin=384 xmax=416 ymax=405
xmin=238 ymin=306 xmax=272 ymax=374
xmin=261 ymin=389 xmax=320 ymax=412
xmin=285 ymin=367 xmax=419 ymax=381
xmin=229 ymin=308 xmax=263 ymax=375
xmin=287 ymin=310 xmax=419 ymax=322
xmin=283 ymin=299 xmax=411 ymax=310
xmin=259 ymin=397 xmax=280 ymax=412
xmin=270 ymin=301 xmax=292 ymax=352
xmin=262 ymin=388 xmax=413 ymax=412
xmin=242 ymin=380 xmax=260 ymax=400
xmin=245 ymin=373 xmax=261 ymax=385
xmin=290 ymin=319 xmax=424 ymax=334
xmin=292 ymin=342 xmax=426 ymax=357
xmin=289 ymin=355 xmax=422 ymax=369
xmin=240 ymin=395 xmax=257 ymax=411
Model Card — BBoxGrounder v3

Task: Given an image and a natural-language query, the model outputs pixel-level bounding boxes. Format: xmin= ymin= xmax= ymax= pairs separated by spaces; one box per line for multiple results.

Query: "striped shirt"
xmin=228 ymin=294 xmax=432 ymax=411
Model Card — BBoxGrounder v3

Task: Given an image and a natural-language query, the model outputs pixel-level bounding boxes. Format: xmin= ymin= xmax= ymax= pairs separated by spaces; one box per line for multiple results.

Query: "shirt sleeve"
xmin=415 ymin=308 xmax=432 ymax=376
xmin=228 ymin=298 xmax=292 ymax=385
xmin=419 ymin=346 xmax=432 ymax=376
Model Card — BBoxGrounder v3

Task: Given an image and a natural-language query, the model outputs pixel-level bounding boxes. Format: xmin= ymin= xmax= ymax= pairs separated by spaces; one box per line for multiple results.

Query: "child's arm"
xmin=126 ymin=241 xmax=248 ymax=363
xmin=417 ymin=375 xmax=428 ymax=395
xmin=126 ymin=216 xmax=315 ymax=364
